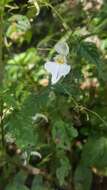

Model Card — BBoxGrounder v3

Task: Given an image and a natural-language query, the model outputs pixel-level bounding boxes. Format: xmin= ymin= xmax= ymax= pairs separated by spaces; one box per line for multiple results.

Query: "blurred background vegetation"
xmin=1 ymin=0 xmax=107 ymax=190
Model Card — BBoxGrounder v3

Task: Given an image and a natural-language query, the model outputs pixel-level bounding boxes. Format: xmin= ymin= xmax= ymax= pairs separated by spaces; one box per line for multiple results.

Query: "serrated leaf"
xmin=56 ymin=156 xmax=71 ymax=186
xmin=6 ymin=90 xmax=49 ymax=148
xmin=74 ymin=41 xmax=101 ymax=66
xmin=52 ymin=120 xmax=78 ymax=149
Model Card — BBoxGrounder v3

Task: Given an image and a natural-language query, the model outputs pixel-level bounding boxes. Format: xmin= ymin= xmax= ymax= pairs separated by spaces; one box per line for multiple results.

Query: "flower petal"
xmin=51 ymin=63 xmax=71 ymax=84
xmin=60 ymin=63 xmax=71 ymax=77
xmin=45 ymin=61 xmax=60 ymax=84
xmin=51 ymin=65 xmax=61 ymax=84
xmin=44 ymin=61 xmax=58 ymax=75
xmin=54 ymin=41 xmax=69 ymax=56
xmin=45 ymin=61 xmax=59 ymax=81
xmin=44 ymin=61 xmax=71 ymax=84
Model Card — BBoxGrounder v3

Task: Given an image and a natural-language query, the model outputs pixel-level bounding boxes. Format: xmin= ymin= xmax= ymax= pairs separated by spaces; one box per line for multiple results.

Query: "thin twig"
xmin=0 ymin=99 xmax=5 ymax=147
xmin=0 ymin=7 xmax=5 ymax=148
xmin=0 ymin=8 xmax=4 ymax=85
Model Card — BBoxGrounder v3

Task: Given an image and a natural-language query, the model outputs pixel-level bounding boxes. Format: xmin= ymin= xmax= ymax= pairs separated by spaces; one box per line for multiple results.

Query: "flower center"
xmin=56 ymin=57 xmax=65 ymax=64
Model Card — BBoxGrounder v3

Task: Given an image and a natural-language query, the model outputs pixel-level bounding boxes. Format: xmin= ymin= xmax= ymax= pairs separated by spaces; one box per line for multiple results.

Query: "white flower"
xmin=54 ymin=41 xmax=69 ymax=56
xmin=45 ymin=54 xmax=71 ymax=84
xmin=44 ymin=42 xmax=71 ymax=84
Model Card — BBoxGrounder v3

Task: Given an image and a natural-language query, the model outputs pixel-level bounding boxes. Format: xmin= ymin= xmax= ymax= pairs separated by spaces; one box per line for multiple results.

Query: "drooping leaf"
xmin=74 ymin=165 xmax=92 ymax=190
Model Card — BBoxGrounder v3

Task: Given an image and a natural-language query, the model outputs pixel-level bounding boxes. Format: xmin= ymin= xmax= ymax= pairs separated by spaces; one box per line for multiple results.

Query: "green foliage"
xmin=1 ymin=0 xmax=107 ymax=190
xmin=56 ymin=155 xmax=71 ymax=186
xmin=6 ymin=90 xmax=49 ymax=148
xmin=31 ymin=176 xmax=50 ymax=190
xmin=5 ymin=172 xmax=29 ymax=190
xmin=74 ymin=165 xmax=92 ymax=190
xmin=6 ymin=184 xmax=29 ymax=190
xmin=0 ymin=0 xmax=12 ymax=7
xmin=74 ymin=41 xmax=101 ymax=65
xmin=6 ymin=14 xmax=31 ymax=43
xmin=81 ymin=136 xmax=107 ymax=168
xmin=52 ymin=120 xmax=78 ymax=149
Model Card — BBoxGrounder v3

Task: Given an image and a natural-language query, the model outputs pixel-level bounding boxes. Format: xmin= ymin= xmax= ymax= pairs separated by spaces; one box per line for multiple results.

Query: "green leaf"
xmin=74 ymin=165 xmax=92 ymax=190
xmin=6 ymin=15 xmax=31 ymax=41
xmin=14 ymin=171 xmax=27 ymax=185
xmin=74 ymin=41 xmax=101 ymax=66
xmin=5 ymin=171 xmax=28 ymax=190
xmin=5 ymin=183 xmax=29 ymax=190
xmin=31 ymin=176 xmax=51 ymax=190
xmin=6 ymin=94 xmax=38 ymax=148
xmin=6 ymin=172 xmax=28 ymax=190
xmin=0 ymin=0 xmax=12 ymax=6
xmin=56 ymin=156 xmax=71 ymax=186
xmin=81 ymin=136 xmax=107 ymax=168
xmin=8 ymin=48 xmax=40 ymax=66
xmin=6 ymin=89 xmax=50 ymax=148
xmin=52 ymin=120 xmax=78 ymax=149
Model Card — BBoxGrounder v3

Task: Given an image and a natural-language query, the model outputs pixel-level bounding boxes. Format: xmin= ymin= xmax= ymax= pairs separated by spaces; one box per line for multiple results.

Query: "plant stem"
xmin=0 ymin=99 xmax=5 ymax=147
xmin=0 ymin=7 xmax=5 ymax=147
xmin=0 ymin=8 xmax=4 ymax=85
